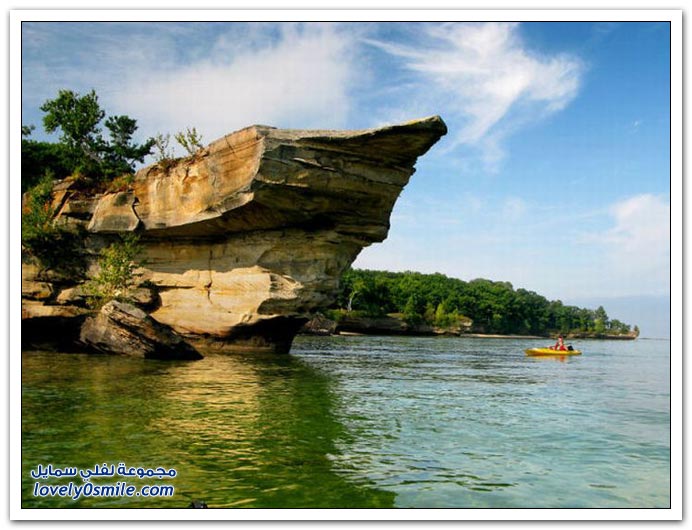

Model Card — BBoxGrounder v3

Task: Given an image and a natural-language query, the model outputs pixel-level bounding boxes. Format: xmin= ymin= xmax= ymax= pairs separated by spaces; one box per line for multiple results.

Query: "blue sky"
xmin=20 ymin=21 xmax=671 ymax=336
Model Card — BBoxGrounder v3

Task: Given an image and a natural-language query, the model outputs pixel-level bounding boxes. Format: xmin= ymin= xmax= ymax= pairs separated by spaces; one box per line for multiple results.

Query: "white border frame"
xmin=8 ymin=8 xmax=682 ymax=522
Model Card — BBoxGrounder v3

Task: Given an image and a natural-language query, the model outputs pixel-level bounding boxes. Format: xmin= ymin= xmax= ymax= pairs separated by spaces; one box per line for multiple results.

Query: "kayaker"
xmin=552 ymin=335 xmax=567 ymax=351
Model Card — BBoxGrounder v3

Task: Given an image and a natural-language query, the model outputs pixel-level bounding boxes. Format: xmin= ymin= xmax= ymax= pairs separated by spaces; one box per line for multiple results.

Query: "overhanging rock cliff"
xmin=23 ymin=116 xmax=447 ymax=354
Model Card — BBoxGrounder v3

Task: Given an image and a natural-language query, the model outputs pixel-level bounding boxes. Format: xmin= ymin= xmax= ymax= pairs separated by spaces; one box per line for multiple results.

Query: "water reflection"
xmin=21 ymin=350 xmax=395 ymax=508
xmin=526 ymin=355 xmax=571 ymax=363
xmin=21 ymin=336 xmax=671 ymax=509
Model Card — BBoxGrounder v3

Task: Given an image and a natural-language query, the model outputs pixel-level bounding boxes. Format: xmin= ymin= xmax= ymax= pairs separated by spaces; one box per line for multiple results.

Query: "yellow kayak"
xmin=525 ymin=348 xmax=582 ymax=356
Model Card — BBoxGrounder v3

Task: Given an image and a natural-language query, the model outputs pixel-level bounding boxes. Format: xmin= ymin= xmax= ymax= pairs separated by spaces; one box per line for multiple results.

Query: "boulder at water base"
xmin=79 ymin=300 xmax=203 ymax=360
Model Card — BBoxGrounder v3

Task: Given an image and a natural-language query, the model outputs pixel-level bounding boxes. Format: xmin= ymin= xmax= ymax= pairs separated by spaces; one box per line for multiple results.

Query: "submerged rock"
xmin=79 ymin=301 xmax=202 ymax=360
xmin=300 ymin=313 xmax=338 ymax=336
xmin=23 ymin=116 xmax=447 ymax=354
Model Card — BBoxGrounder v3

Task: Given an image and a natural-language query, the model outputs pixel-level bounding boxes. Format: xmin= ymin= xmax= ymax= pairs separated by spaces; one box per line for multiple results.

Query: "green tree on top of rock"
xmin=102 ymin=115 xmax=156 ymax=177
xmin=21 ymin=89 xmax=156 ymax=270
xmin=41 ymin=89 xmax=105 ymax=166
xmin=39 ymin=89 xmax=155 ymax=181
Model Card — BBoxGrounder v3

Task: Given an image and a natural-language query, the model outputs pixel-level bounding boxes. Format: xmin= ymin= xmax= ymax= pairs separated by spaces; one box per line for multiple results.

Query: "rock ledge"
xmin=23 ymin=116 xmax=447 ymax=354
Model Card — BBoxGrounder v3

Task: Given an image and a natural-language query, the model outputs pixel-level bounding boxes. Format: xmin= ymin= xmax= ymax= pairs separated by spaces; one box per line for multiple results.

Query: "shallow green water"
xmin=21 ymin=336 xmax=670 ymax=509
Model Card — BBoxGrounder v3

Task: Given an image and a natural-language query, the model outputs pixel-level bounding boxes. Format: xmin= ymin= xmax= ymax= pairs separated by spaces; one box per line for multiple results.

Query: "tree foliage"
xmin=37 ymin=89 xmax=154 ymax=180
xmin=22 ymin=89 xmax=205 ymax=192
xmin=21 ymin=172 xmax=83 ymax=274
xmin=20 ymin=138 xmax=74 ymax=192
xmin=101 ymin=115 xmax=156 ymax=178
xmin=336 ymin=268 xmax=636 ymax=336
xmin=41 ymin=89 xmax=105 ymax=165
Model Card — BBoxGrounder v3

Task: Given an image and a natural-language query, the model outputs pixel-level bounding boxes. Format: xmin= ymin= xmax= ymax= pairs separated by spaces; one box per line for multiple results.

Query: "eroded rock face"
xmin=22 ymin=116 xmax=447 ymax=354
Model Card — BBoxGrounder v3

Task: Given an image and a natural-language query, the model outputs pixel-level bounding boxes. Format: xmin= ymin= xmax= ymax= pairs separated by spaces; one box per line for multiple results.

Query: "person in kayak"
xmin=551 ymin=335 xmax=567 ymax=351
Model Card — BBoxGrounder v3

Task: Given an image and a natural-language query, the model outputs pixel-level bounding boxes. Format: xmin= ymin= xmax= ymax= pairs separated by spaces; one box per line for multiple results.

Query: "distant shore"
xmin=456 ymin=333 xmax=545 ymax=339
xmin=331 ymin=332 xmax=636 ymax=341
xmin=300 ymin=314 xmax=637 ymax=341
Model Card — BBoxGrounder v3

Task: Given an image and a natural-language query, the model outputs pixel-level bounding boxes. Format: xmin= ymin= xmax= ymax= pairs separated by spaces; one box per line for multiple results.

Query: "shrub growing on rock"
xmin=21 ymin=172 xmax=83 ymax=275
xmin=85 ymin=234 xmax=143 ymax=309
xmin=175 ymin=126 xmax=204 ymax=157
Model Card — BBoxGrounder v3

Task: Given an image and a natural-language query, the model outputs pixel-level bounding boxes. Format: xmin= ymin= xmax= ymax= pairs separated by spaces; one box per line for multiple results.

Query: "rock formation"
xmin=80 ymin=301 xmax=203 ymax=360
xmin=22 ymin=116 xmax=447 ymax=354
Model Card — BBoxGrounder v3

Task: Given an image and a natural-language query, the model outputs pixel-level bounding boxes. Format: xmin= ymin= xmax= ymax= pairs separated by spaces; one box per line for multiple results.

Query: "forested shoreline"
xmin=325 ymin=268 xmax=638 ymax=338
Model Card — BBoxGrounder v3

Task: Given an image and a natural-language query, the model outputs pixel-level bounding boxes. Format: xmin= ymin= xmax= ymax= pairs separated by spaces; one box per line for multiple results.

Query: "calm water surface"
xmin=21 ymin=336 xmax=670 ymax=509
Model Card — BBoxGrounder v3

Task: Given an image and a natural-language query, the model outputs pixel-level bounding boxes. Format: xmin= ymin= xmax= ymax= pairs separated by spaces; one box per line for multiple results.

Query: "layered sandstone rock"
xmin=22 ymin=116 xmax=447 ymax=354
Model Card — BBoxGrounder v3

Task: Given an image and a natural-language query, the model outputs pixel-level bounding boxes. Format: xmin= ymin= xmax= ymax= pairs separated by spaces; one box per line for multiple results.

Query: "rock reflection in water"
xmin=21 ymin=350 xmax=394 ymax=508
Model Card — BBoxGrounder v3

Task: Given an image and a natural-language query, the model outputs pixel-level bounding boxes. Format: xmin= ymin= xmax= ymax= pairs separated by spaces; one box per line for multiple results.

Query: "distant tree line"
xmin=334 ymin=268 xmax=638 ymax=337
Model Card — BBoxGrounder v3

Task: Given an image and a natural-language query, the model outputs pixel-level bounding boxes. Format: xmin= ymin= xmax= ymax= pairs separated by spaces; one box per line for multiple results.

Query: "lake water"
xmin=21 ymin=336 xmax=670 ymax=510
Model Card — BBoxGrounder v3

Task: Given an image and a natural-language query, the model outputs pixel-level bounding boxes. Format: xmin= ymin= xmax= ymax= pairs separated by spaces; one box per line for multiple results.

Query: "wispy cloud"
xmin=604 ymin=194 xmax=670 ymax=256
xmin=111 ymin=23 xmax=358 ymax=145
xmin=22 ymin=22 xmax=188 ymax=106
xmin=23 ymin=21 xmax=583 ymax=166
xmin=22 ymin=22 xmax=360 ymax=150
xmin=367 ymin=22 xmax=584 ymax=169
xmin=594 ymin=194 xmax=670 ymax=295
xmin=358 ymin=192 xmax=670 ymax=299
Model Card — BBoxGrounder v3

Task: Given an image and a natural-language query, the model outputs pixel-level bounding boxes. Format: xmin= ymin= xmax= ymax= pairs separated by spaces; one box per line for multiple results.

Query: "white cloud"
xmin=367 ymin=22 xmax=584 ymax=168
xmin=23 ymin=22 xmax=582 ymax=166
xmin=596 ymin=194 xmax=670 ymax=295
xmin=21 ymin=23 xmax=187 ymax=107
xmin=605 ymin=194 xmax=670 ymax=256
xmin=358 ymin=192 xmax=670 ymax=300
xmin=22 ymin=23 xmax=359 ymax=151
xmin=111 ymin=24 xmax=357 ymax=146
